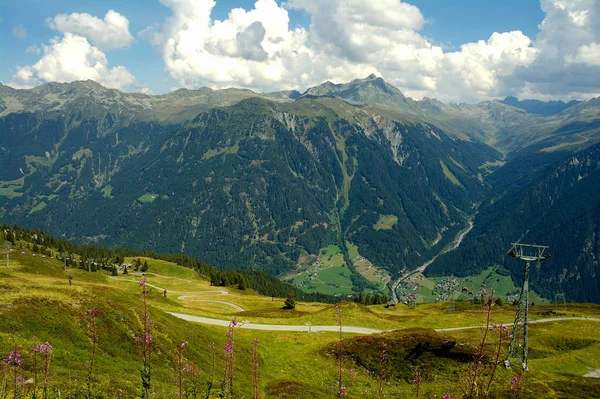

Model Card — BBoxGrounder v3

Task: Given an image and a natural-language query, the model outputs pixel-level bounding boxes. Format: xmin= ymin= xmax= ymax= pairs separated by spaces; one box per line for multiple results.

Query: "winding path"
xmin=168 ymin=312 xmax=600 ymax=334
xmin=107 ymin=269 xmax=600 ymax=340
xmin=167 ymin=312 xmax=381 ymax=333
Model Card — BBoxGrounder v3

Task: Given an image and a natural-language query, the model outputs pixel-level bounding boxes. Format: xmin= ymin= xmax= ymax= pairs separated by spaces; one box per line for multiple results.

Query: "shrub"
xmin=282 ymin=293 xmax=296 ymax=310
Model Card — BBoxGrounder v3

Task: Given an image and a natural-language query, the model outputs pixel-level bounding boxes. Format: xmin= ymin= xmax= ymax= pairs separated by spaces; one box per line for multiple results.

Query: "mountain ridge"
xmin=2 ymin=76 xmax=600 ymax=302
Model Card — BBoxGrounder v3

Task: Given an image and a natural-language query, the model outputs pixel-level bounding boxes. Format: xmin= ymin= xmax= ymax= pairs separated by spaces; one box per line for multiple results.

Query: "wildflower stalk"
xmin=210 ymin=342 xmax=216 ymax=385
xmin=32 ymin=341 xmax=53 ymax=399
xmin=251 ymin=339 xmax=259 ymax=399
xmin=508 ymin=374 xmax=523 ymax=398
xmin=86 ymin=309 xmax=98 ymax=399
xmin=377 ymin=341 xmax=387 ymax=399
xmin=204 ymin=343 xmax=215 ymax=399
xmin=136 ymin=278 xmax=153 ymax=399
xmin=175 ymin=342 xmax=188 ymax=399
xmin=336 ymin=305 xmax=346 ymax=397
xmin=463 ymin=289 xmax=495 ymax=399
xmin=38 ymin=343 xmax=52 ymax=399
xmin=224 ymin=318 xmax=238 ymax=399
xmin=412 ymin=370 xmax=423 ymax=399
xmin=183 ymin=361 xmax=202 ymax=399
xmin=484 ymin=324 xmax=510 ymax=397
xmin=31 ymin=337 xmax=38 ymax=399
xmin=3 ymin=346 xmax=24 ymax=399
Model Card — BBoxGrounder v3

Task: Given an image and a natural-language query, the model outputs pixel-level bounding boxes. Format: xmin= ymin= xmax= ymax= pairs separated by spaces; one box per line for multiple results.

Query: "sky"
xmin=1 ymin=0 xmax=599 ymax=102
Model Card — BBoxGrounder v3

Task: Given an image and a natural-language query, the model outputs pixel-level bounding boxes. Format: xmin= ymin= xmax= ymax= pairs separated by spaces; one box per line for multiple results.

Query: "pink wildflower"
xmin=493 ymin=324 xmax=511 ymax=340
xmin=38 ymin=342 xmax=53 ymax=355
xmin=180 ymin=341 xmax=188 ymax=349
xmin=339 ymin=386 xmax=348 ymax=396
xmin=4 ymin=350 xmax=24 ymax=367
xmin=139 ymin=279 xmax=146 ymax=287
xmin=145 ymin=334 xmax=153 ymax=345
xmin=224 ymin=343 xmax=233 ymax=353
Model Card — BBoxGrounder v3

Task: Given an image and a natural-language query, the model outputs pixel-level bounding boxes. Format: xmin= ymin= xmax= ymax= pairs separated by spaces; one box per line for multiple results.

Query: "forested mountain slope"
xmin=427 ymin=143 xmax=600 ymax=302
xmin=1 ymin=95 xmax=500 ymax=277
xmin=2 ymin=77 xmax=600 ymax=302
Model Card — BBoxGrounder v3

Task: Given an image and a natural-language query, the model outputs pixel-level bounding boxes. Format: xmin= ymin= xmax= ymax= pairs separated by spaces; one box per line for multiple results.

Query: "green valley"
xmin=1 ymin=228 xmax=599 ymax=399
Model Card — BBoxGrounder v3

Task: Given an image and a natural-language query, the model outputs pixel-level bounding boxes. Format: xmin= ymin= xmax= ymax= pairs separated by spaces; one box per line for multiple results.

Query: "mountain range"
xmin=1 ymin=75 xmax=599 ymax=302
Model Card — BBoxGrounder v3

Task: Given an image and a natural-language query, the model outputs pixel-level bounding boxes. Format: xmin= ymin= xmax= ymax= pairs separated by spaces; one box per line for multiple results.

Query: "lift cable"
xmin=532 ymin=203 xmax=600 ymax=241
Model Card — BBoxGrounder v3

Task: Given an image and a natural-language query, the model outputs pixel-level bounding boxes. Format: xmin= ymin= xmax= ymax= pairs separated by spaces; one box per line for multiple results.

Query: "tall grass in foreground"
xmin=0 ymin=268 xmax=535 ymax=399
xmin=85 ymin=309 xmax=98 ymax=399
xmin=135 ymin=278 xmax=153 ymax=399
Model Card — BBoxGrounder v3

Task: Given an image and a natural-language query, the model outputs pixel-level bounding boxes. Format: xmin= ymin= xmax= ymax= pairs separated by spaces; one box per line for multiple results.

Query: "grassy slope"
xmin=1 ymin=248 xmax=599 ymax=398
xmin=291 ymin=245 xmax=357 ymax=296
xmin=347 ymin=242 xmax=389 ymax=290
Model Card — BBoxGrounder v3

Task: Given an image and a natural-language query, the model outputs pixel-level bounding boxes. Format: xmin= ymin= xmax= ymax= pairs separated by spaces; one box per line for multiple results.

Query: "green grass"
xmin=101 ymin=185 xmax=113 ymax=198
xmin=347 ymin=241 xmax=389 ymax=287
xmin=202 ymin=142 xmax=240 ymax=160
xmin=72 ymin=148 xmax=92 ymax=161
xmin=137 ymin=193 xmax=159 ymax=203
xmin=440 ymin=160 xmax=462 ymax=186
xmin=540 ymin=133 xmax=594 ymax=153
xmin=0 ymin=177 xmax=25 ymax=198
xmin=479 ymin=159 xmax=506 ymax=171
xmin=28 ymin=201 xmax=47 ymax=215
xmin=290 ymin=245 xmax=359 ymax=295
xmin=1 ymin=244 xmax=600 ymax=398
xmin=373 ymin=214 xmax=398 ymax=230
xmin=320 ymin=244 xmax=341 ymax=259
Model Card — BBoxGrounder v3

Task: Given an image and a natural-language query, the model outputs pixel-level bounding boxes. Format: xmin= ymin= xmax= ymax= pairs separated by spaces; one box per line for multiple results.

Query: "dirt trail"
xmin=167 ymin=312 xmax=381 ymax=333
xmin=169 ymin=313 xmax=600 ymax=334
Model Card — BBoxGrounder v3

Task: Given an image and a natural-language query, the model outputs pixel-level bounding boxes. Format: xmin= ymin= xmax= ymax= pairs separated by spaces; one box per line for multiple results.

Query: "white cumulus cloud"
xmin=505 ymin=0 xmax=600 ymax=99
xmin=568 ymin=43 xmax=600 ymax=66
xmin=142 ymin=0 xmax=546 ymax=100
xmin=10 ymin=9 xmax=138 ymax=91
xmin=146 ymin=0 xmax=313 ymax=91
xmin=10 ymin=33 xmax=136 ymax=90
xmin=11 ymin=0 xmax=600 ymax=101
xmin=47 ymin=10 xmax=134 ymax=51
xmin=145 ymin=0 xmax=546 ymax=101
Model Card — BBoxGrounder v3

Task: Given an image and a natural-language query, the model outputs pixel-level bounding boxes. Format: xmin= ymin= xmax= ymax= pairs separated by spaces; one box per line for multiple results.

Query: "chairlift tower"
xmin=504 ymin=243 xmax=550 ymax=371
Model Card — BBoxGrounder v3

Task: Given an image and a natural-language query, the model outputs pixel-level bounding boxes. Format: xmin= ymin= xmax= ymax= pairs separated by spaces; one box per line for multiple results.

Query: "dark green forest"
xmin=427 ymin=143 xmax=600 ymax=303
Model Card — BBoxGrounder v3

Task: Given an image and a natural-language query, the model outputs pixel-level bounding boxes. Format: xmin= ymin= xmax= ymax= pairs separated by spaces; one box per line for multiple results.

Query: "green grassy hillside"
xmin=1 ymin=243 xmax=599 ymax=398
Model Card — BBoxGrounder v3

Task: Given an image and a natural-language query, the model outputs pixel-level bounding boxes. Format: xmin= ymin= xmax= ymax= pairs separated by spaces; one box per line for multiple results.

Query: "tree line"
xmin=1 ymin=224 xmax=340 ymax=304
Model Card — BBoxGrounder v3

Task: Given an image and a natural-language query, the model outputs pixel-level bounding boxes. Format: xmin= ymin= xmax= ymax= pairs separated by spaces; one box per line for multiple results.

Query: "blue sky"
xmin=1 ymin=0 xmax=598 ymax=102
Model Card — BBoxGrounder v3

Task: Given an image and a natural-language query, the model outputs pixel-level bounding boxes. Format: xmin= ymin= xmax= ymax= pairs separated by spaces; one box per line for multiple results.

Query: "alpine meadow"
xmin=1 ymin=0 xmax=600 ymax=398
